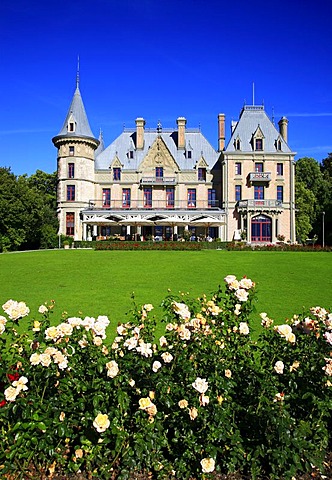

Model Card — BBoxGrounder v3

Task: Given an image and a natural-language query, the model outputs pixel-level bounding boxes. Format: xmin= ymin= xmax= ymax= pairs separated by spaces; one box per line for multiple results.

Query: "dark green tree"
xmin=0 ymin=168 xmax=58 ymax=251
xmin=295 ymin=157 xmax=331 ymax=245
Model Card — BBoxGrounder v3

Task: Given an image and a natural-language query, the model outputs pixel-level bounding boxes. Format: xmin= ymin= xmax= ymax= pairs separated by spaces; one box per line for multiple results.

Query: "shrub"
xmin=0 ymin=277 xmax=331 ymax=479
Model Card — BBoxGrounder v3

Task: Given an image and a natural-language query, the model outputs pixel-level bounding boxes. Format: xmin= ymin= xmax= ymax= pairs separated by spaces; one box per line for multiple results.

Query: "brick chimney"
xmin=176 ymin=117 xmax=187 ymax=149
xmin=278 ymin=116 xmax=288 ymax=143
xmin=135 ymin=117 xmax=145 ymax=150
xmin=218 ymin=113 xmax=225 ymax=151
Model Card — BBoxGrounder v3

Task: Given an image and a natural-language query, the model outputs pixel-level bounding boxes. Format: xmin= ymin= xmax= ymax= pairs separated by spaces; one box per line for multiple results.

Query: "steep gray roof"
xmin=95 ymin=129 xmax=219 ymax=171
xmin=56 ymin=86 xmax=96 ymax=140
xmin=225 ymin=105 xmax=292 ymax=153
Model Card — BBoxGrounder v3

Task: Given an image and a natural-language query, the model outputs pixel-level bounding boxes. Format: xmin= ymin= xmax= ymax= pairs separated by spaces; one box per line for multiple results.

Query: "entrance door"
xmin=251 ymin=215 xmax=272 ymax=242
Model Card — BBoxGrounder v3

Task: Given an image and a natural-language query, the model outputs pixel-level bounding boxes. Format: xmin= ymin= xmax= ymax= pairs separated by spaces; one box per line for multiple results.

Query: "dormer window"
xmin=69 ymin=122 xmax=75 ymax=132
xmin=113 ymin=167 xmax=121 ymax=181
xmin=198 ymin=168 xmax=206 ymax=181
xmin=234 ymin=137 xmax=241 ymax=151
xmin=187 ymin=150 xmax=192 ymax=159
xmin=255 ymin=139 xmax=263 ymax=151
xmin=252 ymin=126 xmax=265 ymax=151
xmin=127 ymin=150 xmax=134 ymax=159
xmin=277 ymin=139 xmax=282 ymax=151
xmin=67 ymin=114 xmax=76 ymax=133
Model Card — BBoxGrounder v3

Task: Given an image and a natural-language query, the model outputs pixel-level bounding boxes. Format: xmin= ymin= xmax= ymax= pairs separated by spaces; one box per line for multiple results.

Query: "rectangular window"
xmin=235 ymin=185 xmax=242 ymax=202
xmin=235 ymin=162 xmax=242 ymax=175
xmin=144 ymin=187 xmax=152 ymax=208
xmin=122 ymin=188 xmax=131 ymax=208
xmin=187 ymin=150 xmax=192 ymax=159
xmin=187 ymin=188 xmax=196 ymax=208
xmin=277 ymin=163 xmax=284 ymax=176
xmin=113 ymin=168 xmax=121 ymax=181
xmin=69 ymin=146 xmax=74 ymax=156
xmin=255 ymin=139 xmax=263 ymax=151
xmin=166 ymin=187 xmax=175 ymax=208
xmin=155 ymin=167 xmax=163 ymax=179
xmin=277 ymin=185 xmax=284 ymax=202
xmin=67 ymin=185 xmax=75 ymax=201
xmin=198 ymin=168 xmax=206 ymax=181
xmin=208 ymin=188 xmax=216 ymax=208
xmin=255 ymin=162 xmax=263 ymax=173
xmin=68 ymin=163 xmax=74 ymax=179
xmin=102 ymin=188 xmax=111 ymax=208
xmin=254 ymin=185 xmax=264 ymax=200
xmin=66 ymin=212 xmax=75 ymax=236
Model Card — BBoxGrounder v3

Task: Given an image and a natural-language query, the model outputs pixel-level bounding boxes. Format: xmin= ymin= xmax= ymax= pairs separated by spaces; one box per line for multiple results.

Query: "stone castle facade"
xmin=53 ymin=81 xmax=296 ymax=243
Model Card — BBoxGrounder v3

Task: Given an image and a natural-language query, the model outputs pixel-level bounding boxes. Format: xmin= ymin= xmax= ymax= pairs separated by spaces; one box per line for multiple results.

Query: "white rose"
xmin=274 ymin=361 xmax=284 ymax=374
xmin=192 ymin=377 xmax=209 ymax=394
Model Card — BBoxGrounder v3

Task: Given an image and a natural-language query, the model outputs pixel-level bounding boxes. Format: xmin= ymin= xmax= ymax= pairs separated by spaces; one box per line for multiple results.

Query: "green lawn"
xmin=0 ymin=250 xmax=331 ymax=335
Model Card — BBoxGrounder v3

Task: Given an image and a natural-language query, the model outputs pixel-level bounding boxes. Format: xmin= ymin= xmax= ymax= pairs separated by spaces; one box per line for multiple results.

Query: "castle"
xmin=53 ymin=80 xmax=296 ymax=243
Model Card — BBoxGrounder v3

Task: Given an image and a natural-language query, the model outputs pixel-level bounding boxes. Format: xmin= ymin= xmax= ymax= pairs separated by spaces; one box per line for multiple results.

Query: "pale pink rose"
xmin=239 ymin=277 xmax=254 ymax=290
xmin=152 ymin=361 xmax=162 ymax=372
xmin=4 ymin=386 xmax=18 ymax=402
xmin=136 ymin=341 xmax=153 ymax=357
xmin=30 ymin=353 xmax=41 ymax=365
xmin=234 ymin=289 xmax=249 ymax=302
xmin=225 ymin=369 xmax=232 ymax=378
xmin=38 ymin=305 xmax=48 ymax=314
xmin=39 ymin=353 xmax=52 ymax=367
xmin=324 ymin=332 xmax=332 ymax=345
xmin=124 ymin=337 xmax=138 ymax=350
xmin=143 ymin=304 xmax=154 ymax=312
xmin=239 ymin=322 xmax=250 ymax=335
xmin=159 ymin=336 xmax=167 ymax=347
xmin=274 ymin=361 xmax=284 ymax=374
xmin=224 ymin=275 xmax=236 ymax=284
xmin=161 ymin=352 xmax=173 ymax=363
xmin=93 ymin=336 xmax=103 ymax=346
xmin=106 ymin=360 xmax=119 ymax=378
xmin=172 ymin=301 xmax=191 ymax=320
xmin=12 ymin=376 xmax=28 ymax=392
xmin=117 ymin=324 xmax=128 ymax=336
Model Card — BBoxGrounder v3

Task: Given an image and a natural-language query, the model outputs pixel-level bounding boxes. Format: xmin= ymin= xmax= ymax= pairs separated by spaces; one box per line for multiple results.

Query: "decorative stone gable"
xmin=110 ymin=156 xmax=123 ymax=168
xmin=138 ymin=137 xmax=179 ymax=173
xmin=196 ymin=156 xmax=209 ymax=169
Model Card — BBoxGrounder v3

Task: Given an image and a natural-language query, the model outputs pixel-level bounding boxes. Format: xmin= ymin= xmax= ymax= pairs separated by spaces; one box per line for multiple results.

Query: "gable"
xmin=138 ymin=136 xmax=180 ymax=172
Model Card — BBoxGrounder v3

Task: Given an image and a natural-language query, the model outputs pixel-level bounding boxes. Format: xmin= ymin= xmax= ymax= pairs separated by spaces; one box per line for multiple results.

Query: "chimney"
xmin=135 ymin=117 xmax=145 ymax=150
xmin=278 ymin=116 xmax=288 ymax=143
xmin=176 ymin=117 xmax=187 ymax=149
xmin=218 ymin=113 xmax=225 ymax=151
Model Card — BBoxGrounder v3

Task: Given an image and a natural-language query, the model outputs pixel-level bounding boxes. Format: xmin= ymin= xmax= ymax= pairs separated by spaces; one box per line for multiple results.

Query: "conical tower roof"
xmin=54 ymin=84 xmax=96 ymax=141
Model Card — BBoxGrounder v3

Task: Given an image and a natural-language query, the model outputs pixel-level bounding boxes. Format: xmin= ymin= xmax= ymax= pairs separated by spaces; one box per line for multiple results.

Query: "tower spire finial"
xmin=76 ymin=55 xmax=80 ymax=88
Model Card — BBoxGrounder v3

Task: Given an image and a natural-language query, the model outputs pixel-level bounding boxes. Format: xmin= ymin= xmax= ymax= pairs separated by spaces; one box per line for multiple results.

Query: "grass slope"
xmin=0 ymin=250 xmax=331 ymax=334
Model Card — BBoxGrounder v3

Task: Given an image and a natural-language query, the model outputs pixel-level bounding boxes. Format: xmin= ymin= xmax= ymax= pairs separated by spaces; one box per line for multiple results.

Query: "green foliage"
xmin=0 ymin=276 xmax=331 ymax=479
xmin=295 ymin=157 xmax=332 ymax=245
xmin=0 ymin=168 xmax=58 ymax=251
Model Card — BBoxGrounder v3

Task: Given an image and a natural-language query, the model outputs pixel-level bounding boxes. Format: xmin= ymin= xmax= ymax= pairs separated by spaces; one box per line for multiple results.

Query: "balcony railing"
xmin=237 ymin=199 xmax=283 ymax=209
xmin=140 ymin=176 xmax=176 ymax=185
xmin=87 ymin=199 xmax=220 ymax=210
xmin=249 ymin=172 xmax=271 ymax=183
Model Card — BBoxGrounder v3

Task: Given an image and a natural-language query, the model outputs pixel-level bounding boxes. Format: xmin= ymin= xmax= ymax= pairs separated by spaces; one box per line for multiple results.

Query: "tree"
xmin=295 ymin=157 xmax=332 ymax=245
xmin=0 ymin=168 xmax=58 ymax=251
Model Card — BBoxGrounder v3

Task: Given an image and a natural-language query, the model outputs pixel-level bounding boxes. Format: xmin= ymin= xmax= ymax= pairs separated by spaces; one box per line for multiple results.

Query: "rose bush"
xmin=0 ymin=277 xmax=331 ymax=479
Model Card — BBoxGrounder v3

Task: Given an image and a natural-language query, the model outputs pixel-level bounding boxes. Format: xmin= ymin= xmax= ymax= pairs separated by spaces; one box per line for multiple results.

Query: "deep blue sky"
xmin=1 ymin=0 xmax=331 ymax=176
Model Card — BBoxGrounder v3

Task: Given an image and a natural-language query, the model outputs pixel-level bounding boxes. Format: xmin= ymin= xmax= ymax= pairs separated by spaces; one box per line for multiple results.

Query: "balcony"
xmin=249 ymin=172 xmax=271 ymax=183
xmin=140 ymin=176 xmax=176 ymax=185
xmin=237 ymin=199 xmax=283 ymax=212
xmin=87 ymin=199 xmax=221 ymax=211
